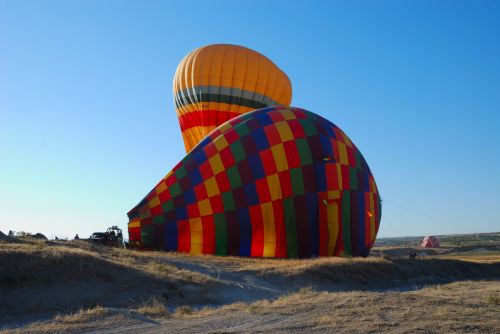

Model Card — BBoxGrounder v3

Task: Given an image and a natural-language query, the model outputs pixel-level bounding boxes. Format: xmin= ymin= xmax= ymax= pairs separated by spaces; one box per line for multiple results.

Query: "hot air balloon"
xmin=173 ymin=44 xmax=292 ymax=153
xmin=128 ymin=107 xmax=381 ymax=258
xmin=421 ymin=236 xmax=440 ymax=248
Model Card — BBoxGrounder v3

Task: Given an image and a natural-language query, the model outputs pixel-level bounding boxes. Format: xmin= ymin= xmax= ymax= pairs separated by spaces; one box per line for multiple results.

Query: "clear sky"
xmin=1 ymin=0 xmax=499 ymax=239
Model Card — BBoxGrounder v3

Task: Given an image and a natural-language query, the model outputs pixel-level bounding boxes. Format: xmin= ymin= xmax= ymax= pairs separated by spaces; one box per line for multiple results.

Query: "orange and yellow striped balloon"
xmin=173 ymin=44 xmax=292 ymax=152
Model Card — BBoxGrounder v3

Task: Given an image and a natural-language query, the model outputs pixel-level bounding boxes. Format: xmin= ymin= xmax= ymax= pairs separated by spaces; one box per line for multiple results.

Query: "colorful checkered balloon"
xmin=128 ymin=106 xmax=381 ymax=258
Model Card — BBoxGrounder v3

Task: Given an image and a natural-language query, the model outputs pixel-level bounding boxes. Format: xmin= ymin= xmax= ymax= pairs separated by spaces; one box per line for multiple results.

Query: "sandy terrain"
xmin=0 ymin=238 xmax=499 ymax=333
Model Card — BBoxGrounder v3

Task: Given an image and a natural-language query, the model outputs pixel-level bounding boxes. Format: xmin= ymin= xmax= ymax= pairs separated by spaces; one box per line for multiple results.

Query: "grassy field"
xmin=0 ymin=234 xmax=499 ymax=333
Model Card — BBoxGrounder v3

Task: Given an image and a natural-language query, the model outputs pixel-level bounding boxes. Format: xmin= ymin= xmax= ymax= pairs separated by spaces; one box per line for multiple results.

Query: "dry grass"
xmin=64 ymin=241 xmax=215 ymax=283
xmin=1 ymin=239 xmax=499 ymax=333
xmin=0 ymin=242 xmax=128 ymax=285
xmin=152 ymin=250 xmax=500 ymax=290
xmin=441 ymin=252 xmax=500 ymax=263
xmin=136 ymin=247 xmax=500 ymax=276
xmin=486 ymin=294 xmax=500 ymax=305
xmin=7 ymin=239 xmax=495 ymax=294
xmin=5 ymin=281 xmax=499 ymax=333
xmin=0 ymin=240 xmax=214 ymax=286
xmin=135 ymin=297 xmax=169 ymax=317
xmin=174 ymin=305 xmax=193 ymax=315
xmin=0 ymin=240 xmax=216 ymax=324
xmin=53 ymin=305 xmax=109 ymax=323
xmin=2 ymin=306 xmax=121 ymax=334
xmin=172 ymin=281 xmax=500 ymax=333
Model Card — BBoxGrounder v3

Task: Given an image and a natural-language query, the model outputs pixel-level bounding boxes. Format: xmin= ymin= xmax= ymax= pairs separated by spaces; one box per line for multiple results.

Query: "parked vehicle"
xmin=89 ymin=226 xmax=123 ymax=247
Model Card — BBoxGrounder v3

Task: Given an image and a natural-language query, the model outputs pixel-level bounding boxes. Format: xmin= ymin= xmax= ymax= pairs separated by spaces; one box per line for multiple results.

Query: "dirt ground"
xmin=0 ymin=239 xmax=499 ymax=333
xmin=4 ymin=281 xmax=499 ymax=334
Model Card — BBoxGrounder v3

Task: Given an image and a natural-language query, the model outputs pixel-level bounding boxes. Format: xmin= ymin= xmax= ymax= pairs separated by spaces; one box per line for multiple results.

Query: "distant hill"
xmin=375 ymin=232 xmax=500 ymax=247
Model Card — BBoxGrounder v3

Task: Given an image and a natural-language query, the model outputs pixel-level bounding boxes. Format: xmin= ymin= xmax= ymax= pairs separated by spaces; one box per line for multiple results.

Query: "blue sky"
xmin=1 ymin=0 xmax=499 ymax=239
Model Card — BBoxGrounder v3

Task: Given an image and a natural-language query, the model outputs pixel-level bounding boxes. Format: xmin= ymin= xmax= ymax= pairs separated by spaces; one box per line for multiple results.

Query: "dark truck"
xmin=89 ymin=226 xmax=123 ymax=247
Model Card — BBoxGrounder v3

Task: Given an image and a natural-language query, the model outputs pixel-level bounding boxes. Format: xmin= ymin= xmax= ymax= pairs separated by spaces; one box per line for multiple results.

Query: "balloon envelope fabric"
xmin=128 ymin=106 xmax=381 ymax=258
xmin=173 ymin=44 xmax=292 ymax=153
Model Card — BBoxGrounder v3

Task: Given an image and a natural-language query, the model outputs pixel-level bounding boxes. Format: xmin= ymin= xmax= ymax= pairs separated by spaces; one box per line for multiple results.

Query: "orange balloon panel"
xmin=173 ymin=44 xmax=292 ymax=152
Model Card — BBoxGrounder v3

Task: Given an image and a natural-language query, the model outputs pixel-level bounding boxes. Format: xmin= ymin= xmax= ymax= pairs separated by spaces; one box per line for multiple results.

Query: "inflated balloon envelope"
xmin=173 ymin=44 xmax=292 ymax=153
xmin=128 ymin=106 xmax=381 ymax=258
